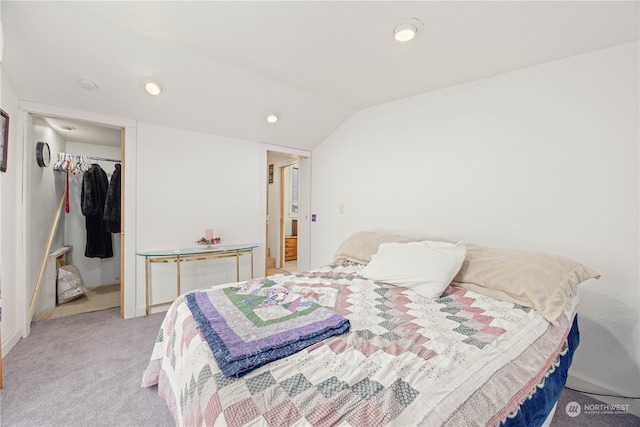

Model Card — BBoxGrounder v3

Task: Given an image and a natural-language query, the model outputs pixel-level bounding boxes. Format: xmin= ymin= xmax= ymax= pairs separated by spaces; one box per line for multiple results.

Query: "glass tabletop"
xmin=137 ymin=243 xmax=259 ymax=257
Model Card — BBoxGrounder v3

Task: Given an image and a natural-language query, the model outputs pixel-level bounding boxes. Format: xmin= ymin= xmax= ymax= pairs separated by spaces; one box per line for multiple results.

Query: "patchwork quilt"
xmin=185 ymin=279 xmax=350 ymax=377
xmin=142 ymin=262 xmax=578 ymax=426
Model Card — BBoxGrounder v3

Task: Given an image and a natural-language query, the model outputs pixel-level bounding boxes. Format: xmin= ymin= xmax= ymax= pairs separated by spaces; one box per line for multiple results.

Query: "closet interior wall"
xmin=64 ymin=141 xmax=121 ymax=289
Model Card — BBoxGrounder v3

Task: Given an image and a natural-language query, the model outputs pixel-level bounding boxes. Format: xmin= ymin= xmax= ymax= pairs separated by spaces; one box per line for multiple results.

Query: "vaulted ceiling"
xmin=2 ymin=1 xmax=638 ymax=150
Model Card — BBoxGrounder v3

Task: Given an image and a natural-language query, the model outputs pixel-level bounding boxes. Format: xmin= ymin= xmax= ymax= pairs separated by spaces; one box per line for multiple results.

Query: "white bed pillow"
xmin=361 ymin=240 xmax=467 ymax=298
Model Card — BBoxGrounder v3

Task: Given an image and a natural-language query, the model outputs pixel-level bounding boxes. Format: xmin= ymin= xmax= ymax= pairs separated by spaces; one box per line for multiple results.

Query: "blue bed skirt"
xmin=503 ymin=315 xmax=580 ymax=427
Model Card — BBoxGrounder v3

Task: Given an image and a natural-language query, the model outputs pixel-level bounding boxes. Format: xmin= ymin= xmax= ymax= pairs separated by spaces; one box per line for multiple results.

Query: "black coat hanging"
xmin=81 ymin=164 xmax=113 ymax=258
xmin=103 ymin=163 xmax=121 ymax=233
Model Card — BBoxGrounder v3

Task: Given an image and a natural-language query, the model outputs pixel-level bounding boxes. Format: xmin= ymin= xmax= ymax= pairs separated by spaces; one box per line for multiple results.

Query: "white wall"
xmin=1 ymin=74 xmax=24 ymax=356
xmin=311 ymin=42 xmax=639 ymax=398
xmin=135 ymin=123 xmax=266 ymax=314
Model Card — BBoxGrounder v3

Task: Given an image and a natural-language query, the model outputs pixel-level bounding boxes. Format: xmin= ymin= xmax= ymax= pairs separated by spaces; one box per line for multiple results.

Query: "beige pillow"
xmin=452 ymin=244 xmax=600 ymax=324
xmin=334 ymin=231 xmax=429 ymax=264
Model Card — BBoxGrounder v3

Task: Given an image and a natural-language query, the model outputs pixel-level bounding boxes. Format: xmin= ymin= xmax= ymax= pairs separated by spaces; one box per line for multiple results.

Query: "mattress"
xmin=142 ymin=261 xmax=578 ymax=426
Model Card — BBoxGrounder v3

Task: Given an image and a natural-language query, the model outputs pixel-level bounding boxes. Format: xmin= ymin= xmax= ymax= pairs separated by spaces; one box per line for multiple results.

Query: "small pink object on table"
xmin=205 ymin=228 xmax=213 ymax=241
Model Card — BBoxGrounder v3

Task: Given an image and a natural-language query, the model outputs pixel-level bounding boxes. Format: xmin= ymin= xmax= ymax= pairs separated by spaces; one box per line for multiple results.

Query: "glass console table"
xmin=137 ymin=243 xmax=259 ymax=315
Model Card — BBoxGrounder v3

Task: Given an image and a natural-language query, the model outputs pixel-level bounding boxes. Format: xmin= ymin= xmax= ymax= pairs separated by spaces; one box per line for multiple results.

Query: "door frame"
xmin=279 ymin=164 xmax=286 ymax=268
xmin=119 ymin=128 xmax=125 ymax=317
xmin=17 ymin=101 xmax=137 ymax=337
xmin=264 ymin=148 xmax=311 ymax=275
xmin=279 ymin=161 xmax=300 ymax=269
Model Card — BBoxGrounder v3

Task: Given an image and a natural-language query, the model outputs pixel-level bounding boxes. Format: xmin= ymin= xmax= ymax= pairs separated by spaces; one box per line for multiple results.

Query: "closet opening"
xmin=28 ymin=115 xmax=124 ymax=322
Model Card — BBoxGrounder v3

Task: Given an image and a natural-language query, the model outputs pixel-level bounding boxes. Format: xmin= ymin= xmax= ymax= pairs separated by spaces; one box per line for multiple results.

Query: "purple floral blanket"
xmin=185 ymin=278 xmax=350 ymax=377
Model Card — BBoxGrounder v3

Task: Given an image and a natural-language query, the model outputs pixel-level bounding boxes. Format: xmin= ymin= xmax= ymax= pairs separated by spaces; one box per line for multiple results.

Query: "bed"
xmin=142 ymin=231 xmax=599 ymax=426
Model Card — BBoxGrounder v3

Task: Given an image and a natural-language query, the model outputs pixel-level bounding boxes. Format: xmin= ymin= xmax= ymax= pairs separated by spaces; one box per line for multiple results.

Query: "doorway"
xmin=280 ymin=162 xmax=299 ymax=272
xmin=26 ymin=114 xmax=124 ymax=322
xmin=266 ymin=151 xmax=307 ymax=276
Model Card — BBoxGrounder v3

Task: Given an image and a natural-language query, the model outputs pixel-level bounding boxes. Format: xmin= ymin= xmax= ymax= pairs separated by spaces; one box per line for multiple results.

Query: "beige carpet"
xmin=35 ymin=283 xmax=120 ymax=321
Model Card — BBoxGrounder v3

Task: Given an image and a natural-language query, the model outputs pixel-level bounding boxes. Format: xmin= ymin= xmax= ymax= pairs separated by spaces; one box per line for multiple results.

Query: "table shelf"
xmin=137 ymin=243 xmax=259 ymax=315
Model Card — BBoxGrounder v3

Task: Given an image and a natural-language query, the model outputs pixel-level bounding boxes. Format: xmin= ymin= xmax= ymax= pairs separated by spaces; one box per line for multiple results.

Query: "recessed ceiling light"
xmin=394 ymin=24 xmax=417 ymax=42
xmin=144 ymin=81 xmax=163 ymax=95
xmin=393 ymin=18 xmax=424 ymax=42
xmin=79 ymin=79 xmax=98 ymax=90
xmin=55 ymin=125 xmax=76 ymax=132
xmin=266 ymin=114 xmax=278 ymax=124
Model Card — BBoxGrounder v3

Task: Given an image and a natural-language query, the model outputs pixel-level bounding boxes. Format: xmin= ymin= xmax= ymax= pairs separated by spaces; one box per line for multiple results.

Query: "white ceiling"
xmin=2 ymin=1 xmax=638 ymax=151
xmin=39 ymin=116 xmax=122 ymax=147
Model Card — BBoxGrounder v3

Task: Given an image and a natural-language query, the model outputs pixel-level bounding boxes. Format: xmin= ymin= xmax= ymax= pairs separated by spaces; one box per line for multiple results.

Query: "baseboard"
xmin=567 ymin=372 xmax=637 ymax=397
xmin=567 ymin=373 xmax=640 ymax=417
xmin=2 ymin=329 xmax=23 ymax=357
xmin=135 ymin=305 xmax=147 ymax=318
xmin=137 ymin=304 xmax=169 ymax=317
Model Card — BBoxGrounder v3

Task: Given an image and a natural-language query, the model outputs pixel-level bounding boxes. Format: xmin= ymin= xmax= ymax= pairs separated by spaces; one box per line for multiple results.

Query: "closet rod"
xmin=85 ymin=155 xmax=121 ymax=163
xmin=57 ymin=152 xmax=121 ymax=163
